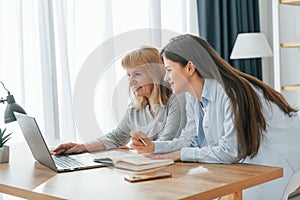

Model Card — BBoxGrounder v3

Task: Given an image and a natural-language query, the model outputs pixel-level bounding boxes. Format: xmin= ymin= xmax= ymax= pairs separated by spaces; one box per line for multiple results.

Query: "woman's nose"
xmin=129 ymin=77 xmax=136 ymax=86
xmin=164 ymin=74 xmax=169 ymax=83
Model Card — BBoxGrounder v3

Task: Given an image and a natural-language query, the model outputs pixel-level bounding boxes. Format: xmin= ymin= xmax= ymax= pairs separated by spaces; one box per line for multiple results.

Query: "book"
xmin=93 ymin=149 xmax=174 ymax=172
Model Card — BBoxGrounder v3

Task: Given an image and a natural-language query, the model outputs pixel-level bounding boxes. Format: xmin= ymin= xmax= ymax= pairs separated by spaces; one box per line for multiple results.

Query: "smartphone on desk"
xmin=124 ymin=171 xmax=172 ymax=183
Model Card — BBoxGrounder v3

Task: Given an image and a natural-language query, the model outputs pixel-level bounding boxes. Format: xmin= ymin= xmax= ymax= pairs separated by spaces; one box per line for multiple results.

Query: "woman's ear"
xmin=186 ymin=61 xmax=196 ymax=75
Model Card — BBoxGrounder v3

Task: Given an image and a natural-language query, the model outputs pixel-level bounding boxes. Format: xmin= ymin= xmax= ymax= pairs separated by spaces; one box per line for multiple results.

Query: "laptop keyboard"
xmin=53 ymin=156 xmax=84 ymax=168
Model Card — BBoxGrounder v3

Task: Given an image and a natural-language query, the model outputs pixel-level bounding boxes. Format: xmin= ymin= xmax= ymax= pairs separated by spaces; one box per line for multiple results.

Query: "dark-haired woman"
xmin=131 ymin=34 xmax=300 ymax=200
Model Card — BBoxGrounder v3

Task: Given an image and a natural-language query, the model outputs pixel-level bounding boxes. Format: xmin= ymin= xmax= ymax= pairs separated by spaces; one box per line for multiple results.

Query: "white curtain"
xmin=0 ymin=0 xmax=198 ymax=143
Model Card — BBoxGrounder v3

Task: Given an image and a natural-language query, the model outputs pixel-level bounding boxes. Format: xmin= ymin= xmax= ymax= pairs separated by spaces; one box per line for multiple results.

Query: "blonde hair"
xmin=122 ymin=47 xmax=171 ymax=110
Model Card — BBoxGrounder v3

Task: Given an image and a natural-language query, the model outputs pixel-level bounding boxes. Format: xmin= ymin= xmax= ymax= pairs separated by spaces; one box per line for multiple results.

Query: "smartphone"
xmin=124 ymin=171 xmax=172 ymax=183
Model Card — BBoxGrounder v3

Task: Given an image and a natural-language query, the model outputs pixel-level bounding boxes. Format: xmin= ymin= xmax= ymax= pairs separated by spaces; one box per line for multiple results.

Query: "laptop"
xmin=15 ymin=112 xmax=106 ymax=172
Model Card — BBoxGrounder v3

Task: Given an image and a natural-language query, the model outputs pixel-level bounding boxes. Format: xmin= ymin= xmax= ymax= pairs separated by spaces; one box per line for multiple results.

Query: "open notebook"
xmin=93 ymin=149 xmax=174 ymax=172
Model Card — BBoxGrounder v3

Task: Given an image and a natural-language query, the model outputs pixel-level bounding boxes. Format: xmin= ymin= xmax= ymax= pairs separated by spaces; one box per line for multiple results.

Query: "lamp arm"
xmin=0 ymin=81 xmax=11 ymax=95
xmin=0 ymin=81 xmax=10 ymax=104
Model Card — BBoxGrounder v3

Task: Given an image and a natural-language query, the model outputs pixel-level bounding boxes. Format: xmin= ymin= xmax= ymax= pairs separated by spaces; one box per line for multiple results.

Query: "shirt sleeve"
xmin=96 ymin=110 xmax=132 ymax=150
xmin=156 ymin=93 xmax=187 ymax=141
xmin=180 ymin=96 xmax=240 ymax=163
xmin=154 ymin=93 xmax=197 ymax=154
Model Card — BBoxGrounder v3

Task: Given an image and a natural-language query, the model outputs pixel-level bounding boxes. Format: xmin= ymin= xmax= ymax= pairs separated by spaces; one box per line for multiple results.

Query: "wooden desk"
xmin=0 ymin=143 xmax=58 ymax=200
xmin=0 ymin=142 xmax=283 ymax=200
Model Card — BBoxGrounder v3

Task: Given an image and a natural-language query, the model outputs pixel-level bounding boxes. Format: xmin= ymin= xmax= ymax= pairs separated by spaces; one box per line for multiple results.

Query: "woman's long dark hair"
xmin=161 ymin=34 xmax=298 ymax=160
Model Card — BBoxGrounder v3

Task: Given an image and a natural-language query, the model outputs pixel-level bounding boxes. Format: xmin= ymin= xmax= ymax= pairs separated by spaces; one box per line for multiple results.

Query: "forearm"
xmin=180 ymin=145 xmax=239 ymax=163
xmin=96 ymin=124 xmax=131 ymax=150
xmin=153 ymin=137 xmax=192 ymax=154
xmin=84 ymin=140 xmax=106 ymax=152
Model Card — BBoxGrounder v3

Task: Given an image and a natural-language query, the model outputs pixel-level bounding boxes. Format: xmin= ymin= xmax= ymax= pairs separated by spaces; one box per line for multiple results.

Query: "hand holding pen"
xmin=126 ymin=123 xmax=155 ymax=153
xmin=137 ymin=134 xmax=148 ymax=146
xmin=126 ymin=123 xmax=147 ymax=146
xmin=130 ymin=130 xmax=155 ymax=154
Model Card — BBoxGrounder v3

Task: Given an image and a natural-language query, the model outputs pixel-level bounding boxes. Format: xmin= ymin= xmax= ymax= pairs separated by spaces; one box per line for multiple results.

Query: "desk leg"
xmin=233 ymin=191 xmax=242 ymax=200
xmin=221 ymin=191 xmax=242 ymax=200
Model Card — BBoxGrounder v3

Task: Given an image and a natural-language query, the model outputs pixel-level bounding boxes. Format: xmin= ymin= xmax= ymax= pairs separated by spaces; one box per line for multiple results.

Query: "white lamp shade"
xmin=230 ymin=33 xmax=273 ymax=59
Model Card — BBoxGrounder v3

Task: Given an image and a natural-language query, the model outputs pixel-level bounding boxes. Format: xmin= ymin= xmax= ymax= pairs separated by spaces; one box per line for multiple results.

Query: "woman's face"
xmin=163 ymin=57 xmax=190 ymax=94
xmin=127 ymin=66 xmax=154 ymax=99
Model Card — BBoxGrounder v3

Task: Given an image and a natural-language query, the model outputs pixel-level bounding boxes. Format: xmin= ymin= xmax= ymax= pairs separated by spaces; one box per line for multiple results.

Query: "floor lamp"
xmin=230 ymin=33 xmax=273 ymax=59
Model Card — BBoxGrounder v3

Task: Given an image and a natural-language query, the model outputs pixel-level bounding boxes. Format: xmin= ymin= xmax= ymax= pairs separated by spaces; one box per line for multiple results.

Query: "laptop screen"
xmin=15 ymin=112 xmax=58 ymax=171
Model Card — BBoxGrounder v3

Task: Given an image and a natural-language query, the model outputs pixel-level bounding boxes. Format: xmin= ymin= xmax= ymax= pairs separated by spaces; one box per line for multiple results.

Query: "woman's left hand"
xmin=142 ymin=150 xmax=181 ymax=161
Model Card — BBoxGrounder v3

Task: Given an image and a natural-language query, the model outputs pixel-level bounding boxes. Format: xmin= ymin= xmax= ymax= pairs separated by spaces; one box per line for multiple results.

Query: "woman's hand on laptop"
xmin=52 ymin=142 xmax=87 ymax=155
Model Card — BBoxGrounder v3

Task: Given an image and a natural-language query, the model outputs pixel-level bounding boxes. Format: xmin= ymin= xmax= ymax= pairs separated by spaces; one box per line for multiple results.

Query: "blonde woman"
xmin=53 ymin=47 xmax=186 ymax=155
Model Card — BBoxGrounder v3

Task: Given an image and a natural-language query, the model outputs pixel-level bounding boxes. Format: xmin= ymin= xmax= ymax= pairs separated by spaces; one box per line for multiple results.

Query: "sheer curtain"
xmin=0 ymin=0 xmax=198 ymax=143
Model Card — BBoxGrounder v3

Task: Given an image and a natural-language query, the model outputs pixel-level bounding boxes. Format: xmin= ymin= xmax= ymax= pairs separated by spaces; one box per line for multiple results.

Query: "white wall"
xmin=259 ymin=0 xmax=274 ymax=87
xmin=259 ymin=0 xmax=300 ymax=107
xmin=279 ymin=4 xmax=300 ymax=107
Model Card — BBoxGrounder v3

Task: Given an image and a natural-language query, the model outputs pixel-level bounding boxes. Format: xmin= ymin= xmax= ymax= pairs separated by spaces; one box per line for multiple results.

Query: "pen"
xmin=137 ymin=135 xmax=147 ymax=146
xmin=127 ymin=123 xmax=148 ymax=146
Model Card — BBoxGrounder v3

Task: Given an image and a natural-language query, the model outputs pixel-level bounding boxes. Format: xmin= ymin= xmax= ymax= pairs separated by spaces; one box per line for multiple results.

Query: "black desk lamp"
xmin=0 ymin=81 xmax=26 ymax=123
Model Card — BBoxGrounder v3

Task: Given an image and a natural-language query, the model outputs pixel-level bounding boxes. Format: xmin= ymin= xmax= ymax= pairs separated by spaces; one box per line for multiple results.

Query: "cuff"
xmin=180 ymin=147 xmax=198 ymax=162
xmin=153 ymin=141 xmax=168 ymax=154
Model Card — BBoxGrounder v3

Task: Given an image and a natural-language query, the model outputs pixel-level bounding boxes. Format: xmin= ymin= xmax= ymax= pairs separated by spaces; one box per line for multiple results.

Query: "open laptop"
xmin=15 ymin=112 xmax=106 ymax=172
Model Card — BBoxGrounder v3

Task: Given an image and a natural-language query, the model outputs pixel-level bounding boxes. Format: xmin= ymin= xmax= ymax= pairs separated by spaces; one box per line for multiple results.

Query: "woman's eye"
xmin=165 ymin=67 xmax=172 ymax=72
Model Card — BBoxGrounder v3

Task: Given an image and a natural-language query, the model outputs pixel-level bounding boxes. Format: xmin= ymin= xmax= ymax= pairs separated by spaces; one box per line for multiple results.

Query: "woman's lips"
xmin=133 ymin=86 xmax=143 ymax=92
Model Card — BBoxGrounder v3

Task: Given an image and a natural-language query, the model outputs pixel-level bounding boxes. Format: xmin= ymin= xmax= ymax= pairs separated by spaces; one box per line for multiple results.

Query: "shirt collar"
xmin=201 ymin=79 xmax=218 ymax=106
